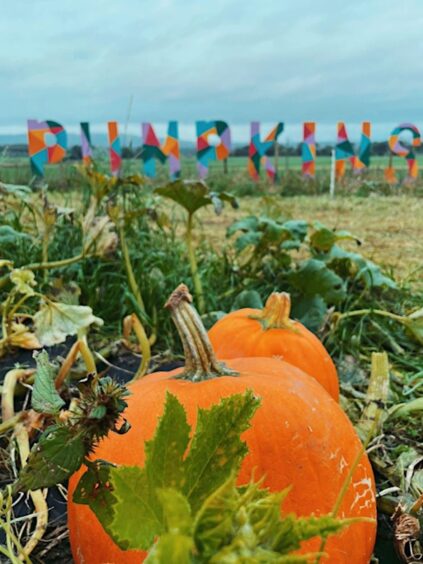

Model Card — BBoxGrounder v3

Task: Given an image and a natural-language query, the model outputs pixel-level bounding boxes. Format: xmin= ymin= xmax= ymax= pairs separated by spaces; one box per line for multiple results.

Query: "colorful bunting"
xmin=302 ymin=122 xmax=316 ymax=178
xmin=387 ymin=123 xmax=421 ymax=183
xmin=335 ymin=122 xmax=371 ymax=178
xmin=107 ymin=121 xmax=122 ymax=176
xmin=196 ymin=121 xmax=231 ymax=179
xmin=141 ymin=121 xmax=180 ymax=179
xmin=80 ymin=122 xmax=93 ymax=166
xmin=248 ymin=122 xmax=284 ymax=182
xmin=27 ymin=119 xmax=67 ymax=177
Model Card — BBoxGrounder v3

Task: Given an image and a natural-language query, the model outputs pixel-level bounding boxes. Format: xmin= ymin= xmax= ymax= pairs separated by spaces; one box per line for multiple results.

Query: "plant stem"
xmin=0 ymin=413 xmax=22 ymax=435
xmin=55 ymin=337 xmax=97 ymax=390
xmin=165 ymin=284 xmax=236 ymax=381
xmin=1 ymin=369 xmax=47 ymax=560
xmin=41 ymin=232 xmax=49 ymax=282
xmin=22 ymin=253 xmax=85 ymax=271
xmin=356 ymin=352 xmax=390 ymax=442
xmin=124 ymin=314 xmax=151 ymax=381
xmin=119 ymin=223 xmax=145 ymax=314
xmin=388 ymin=397 xmax=423 ymax=420
xmin=186 ymin=213 xmax=205 ymax=314
xmin=337 ymin=308 xmax=405 ymax=323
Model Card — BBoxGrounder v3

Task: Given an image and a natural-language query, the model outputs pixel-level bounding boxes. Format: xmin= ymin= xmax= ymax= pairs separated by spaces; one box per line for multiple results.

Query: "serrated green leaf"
xmin=18 ymin=425 xmax=85 ymax=491
xmin=145 ymin=392 xmax=191 ymax=491
xmin=183 ymin=390 xmax=260 ymax=513
xmin=287 ymin=259 xmax=346 ymax=303
xmin=145 ymin=534 xmax=193 ymax=564
xmin=194 ymin=475 xmax=238 ymax=558
xmin=31 ymin=350 xmax=65 ymax=414
xmin=34 ymin=300 xmax=103 ymax=346
xmin=157 ymin=489 xmax=192 ymax=534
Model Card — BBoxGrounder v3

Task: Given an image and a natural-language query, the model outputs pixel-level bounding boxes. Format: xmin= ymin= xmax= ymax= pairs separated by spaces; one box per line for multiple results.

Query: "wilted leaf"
xmin=402 ymin=307 xmax=423 ymax=345
xmin=8 ymin=322 xmax=41 ymax=350
xmin=287 ymin=259 xmax=346 ymax=303
xmin=17 ymin=425 xmax=85 ymax=491
xmin=31 ymin=350 xmax=65 ymax=414
xmin=83 ymin=215 xmax=118 ymax=257
xmin=34 ymin=300 xmax=103 ymax=346
xmin=10 ymin=269 xmax=36 ymax=296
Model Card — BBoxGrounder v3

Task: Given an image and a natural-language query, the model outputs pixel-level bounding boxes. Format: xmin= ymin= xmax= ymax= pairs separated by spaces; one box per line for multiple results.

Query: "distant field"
xmin=0 ymin=153 xmax=416 ymax=187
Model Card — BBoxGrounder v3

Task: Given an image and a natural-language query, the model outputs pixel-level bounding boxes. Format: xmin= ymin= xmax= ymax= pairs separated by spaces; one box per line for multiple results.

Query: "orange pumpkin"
xmin=68 ymin=286 xmax=375 ymax=564
xmin=208 ymin=292 xmax=339 ymax=401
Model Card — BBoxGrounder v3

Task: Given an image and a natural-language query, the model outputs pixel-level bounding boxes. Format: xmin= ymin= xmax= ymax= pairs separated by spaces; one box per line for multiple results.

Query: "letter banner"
xmin=248 ymin=122 xmax=284 ymax=182
xmin=142 ymin=121 xmax=180 ymax=180
xmin=196 ymin=121 xmax=231 ymax=178
xmin=27 ymin=119 xmax=67 ymax=177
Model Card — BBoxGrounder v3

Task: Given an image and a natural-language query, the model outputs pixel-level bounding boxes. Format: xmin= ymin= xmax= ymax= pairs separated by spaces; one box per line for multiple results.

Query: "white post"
xmin=329 ymin=148 xmax=336 ymax=198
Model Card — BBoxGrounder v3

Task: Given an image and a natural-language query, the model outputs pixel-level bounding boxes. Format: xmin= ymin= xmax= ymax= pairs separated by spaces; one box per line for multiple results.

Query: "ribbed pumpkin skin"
xmin=68 ymin=357 xmax=375 ymax=564
xmin=208 ymin=308 xmax=339 ymax=401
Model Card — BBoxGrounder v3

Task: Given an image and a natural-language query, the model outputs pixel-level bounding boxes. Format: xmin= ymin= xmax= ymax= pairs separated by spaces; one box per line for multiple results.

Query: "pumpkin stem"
xmin=166 ymin=284 xmax=238 ymax=382
xmin=251 ymin=292 xmax=296 ymax=330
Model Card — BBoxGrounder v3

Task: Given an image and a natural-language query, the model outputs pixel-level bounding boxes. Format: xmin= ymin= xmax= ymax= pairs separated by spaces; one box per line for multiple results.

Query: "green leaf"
xmin=155 ymin=180 xmax=211 ymax=216
xmin=72 ymin=391 xmax=260 ymax=552
xmin=310 ymin=226 xmax=360 ymax=252
xmin=17 ymin=425 xmax=85 ymax=491
xmin=10 ymin=269 xmax=36 ymax=296
xmin=227 ymin=216 xmax=259 ymax=237
xmin=326 ymin=245 xmax=396 ymax=289
xmin=291 ymin=295 xmax=327 ymax=332
xmin=0 ymin=225 xmax=31 ymax=245
xmin=231 ymin=290 xmax=263 ymax=310
xmin=145 ymin=534 xmax=193 ymax=564
xmin=210 ymin=192 xmax=238 ymax=215
xmin=31 ymin=350 xmax=65 ymax=414
xmin=157 ymin=489 xmax=192 ymax=534
xmin=182 ymin=390 xmax=260 ymax=513
xmin=287 ymin=259 xmax=346 ymax=303
xmin=144 ymin=392 xmax=191 ymax=491
xmin=194 ymin=475 xmax=238 ymax=559
xmin=0 ymin=182 xmax=32 ymax=199
xmin=34 ymin=300 xmax=103 ymax=346
xmin=281 ymin=220 xmax=308 ymax=242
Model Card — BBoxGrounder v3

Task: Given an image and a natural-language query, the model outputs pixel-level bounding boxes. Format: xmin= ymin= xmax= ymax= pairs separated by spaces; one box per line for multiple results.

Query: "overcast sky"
xmin=1 ymin=0 xmax=423 ymax=141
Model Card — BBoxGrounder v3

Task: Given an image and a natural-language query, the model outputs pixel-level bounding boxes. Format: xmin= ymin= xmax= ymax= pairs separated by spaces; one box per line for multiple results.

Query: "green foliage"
xmin=155 ymin=180 xmax=238 ymax=217
xmin=31 ymin=350 xmax=65 ymax=414
xmin=74 ymin=391 xmax=356 ymax=562
xmin=74 ymin=390 xmax=260 ymax=550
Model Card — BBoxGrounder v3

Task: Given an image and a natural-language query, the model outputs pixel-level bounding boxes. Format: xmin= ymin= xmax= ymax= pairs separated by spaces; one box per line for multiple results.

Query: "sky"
xmin=1 ymin=0 xmax=423 ymax=142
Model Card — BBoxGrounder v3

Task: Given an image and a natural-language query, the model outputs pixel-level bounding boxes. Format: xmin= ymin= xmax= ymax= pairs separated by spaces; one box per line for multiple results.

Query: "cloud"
xmin=0 ymin=0 xmax=422 ymax=131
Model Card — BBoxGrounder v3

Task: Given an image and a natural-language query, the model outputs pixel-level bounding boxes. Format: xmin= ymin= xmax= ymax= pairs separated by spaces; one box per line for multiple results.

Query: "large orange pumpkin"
xmin=208 ymin=292 xmax=339 ymax=401
xmin=68 ymin=286 xmax=375 ymax=564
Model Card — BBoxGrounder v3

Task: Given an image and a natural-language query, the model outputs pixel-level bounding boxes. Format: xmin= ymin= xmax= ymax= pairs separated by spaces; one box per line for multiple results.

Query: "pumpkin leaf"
xmin=231 ymin=289 xmax=263 ymax=310
xmin=155 ymin=181 xmax=237 ymax=217
xmin=325 ymin=245 xmax=396 ymax=289
xmin=34 ymin=300 xmax=103 ymax=346
xmin=310 ymin=225 xmax=361 ymax=252
xmin=8 ymin=322 xmax=41 ymax=350
xmin=17 ymin=425 xmax=85 ymax=491
xmin=73 ymin=391 xmax=260 ymax=551
xmin=287 ymin=259 xmax=346 ymax=304
xmin=10 ymin=269 xmax=36 ymax=296
xmin=31 ymin=350 xmax=65 ymax=414
xmin=182 ymin=389 xmax=260 ymax=513
xmin=291 ymin=295 xmax=327 ymax=332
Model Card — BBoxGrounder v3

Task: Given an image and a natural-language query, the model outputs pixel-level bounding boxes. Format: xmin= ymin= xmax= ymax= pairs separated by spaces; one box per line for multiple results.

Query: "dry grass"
xmin=197 ymin=195 xmax=423 ymax=287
